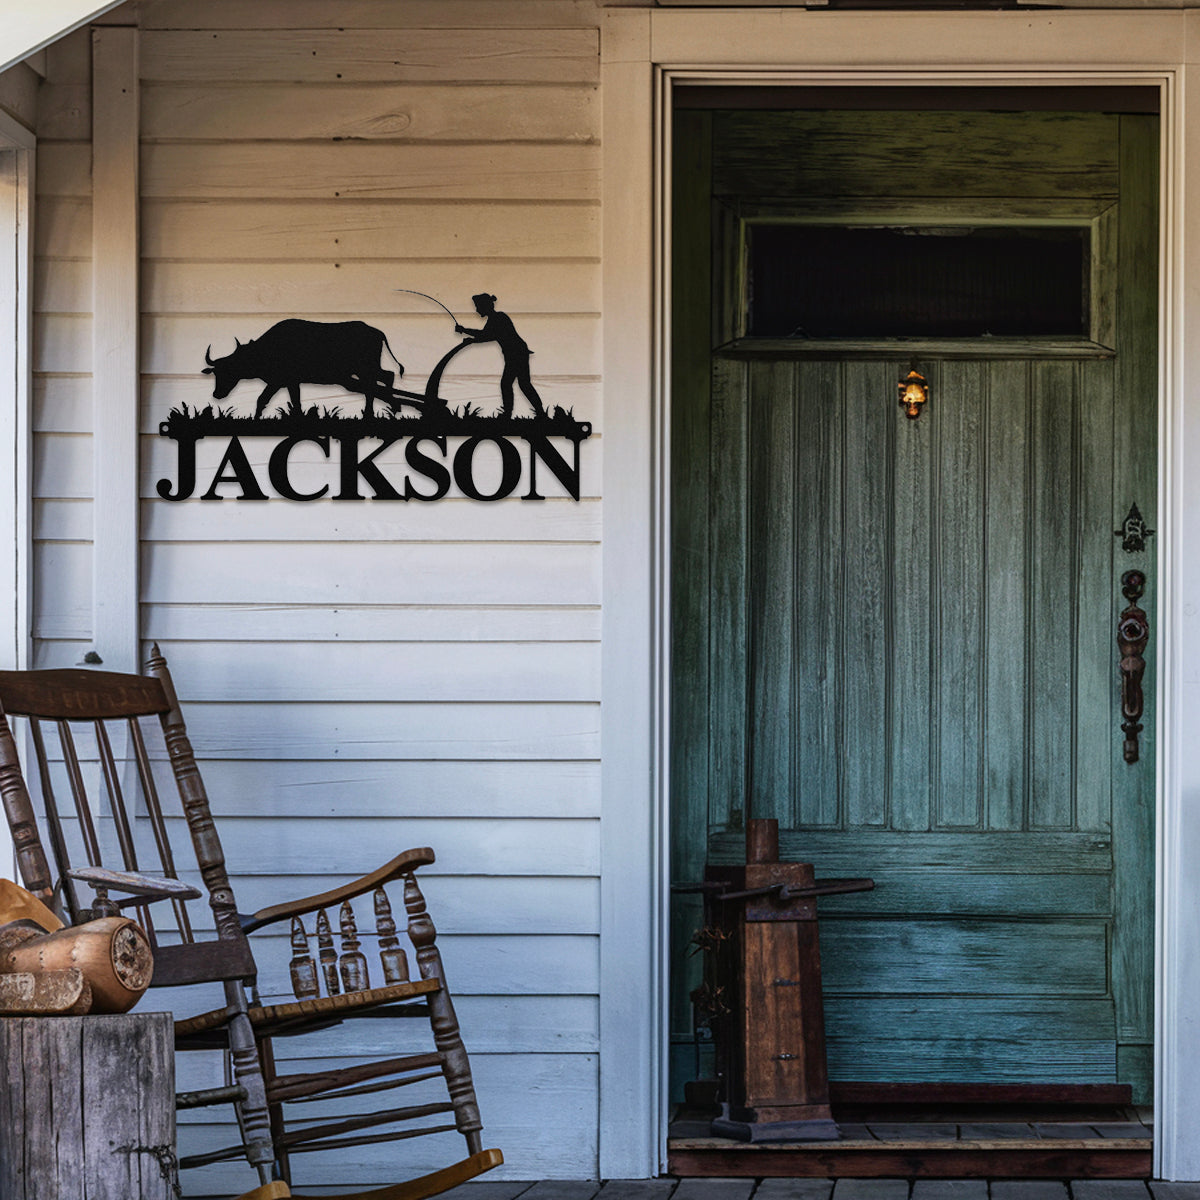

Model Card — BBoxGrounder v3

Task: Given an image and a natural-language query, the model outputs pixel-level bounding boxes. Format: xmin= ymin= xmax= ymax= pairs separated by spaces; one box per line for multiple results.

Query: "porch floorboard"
xmin=665 ymin=1090 xmax=1152 ymax=1180
xmin=197 ymin=1178 xmax=1199 ymax=1200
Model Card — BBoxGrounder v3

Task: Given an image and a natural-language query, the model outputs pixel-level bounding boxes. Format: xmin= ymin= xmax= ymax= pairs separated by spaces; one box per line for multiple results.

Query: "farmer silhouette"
xmin=455 ymin=294 xmax=546 ymax=418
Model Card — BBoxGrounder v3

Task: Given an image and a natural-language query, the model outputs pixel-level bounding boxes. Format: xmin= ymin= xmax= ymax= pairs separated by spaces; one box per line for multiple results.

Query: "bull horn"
xmin=235 ymin=338 xmax=242 ymax=349
xmin=204 ymin=344 xmax=214 ymax=365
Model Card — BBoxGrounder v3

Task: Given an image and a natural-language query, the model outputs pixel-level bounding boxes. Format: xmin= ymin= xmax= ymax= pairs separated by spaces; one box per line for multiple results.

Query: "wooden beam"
xmin=91 ymin=25 xmax=139 ymax=672
xmin=0 ymin=116 xmax=33 ymax=680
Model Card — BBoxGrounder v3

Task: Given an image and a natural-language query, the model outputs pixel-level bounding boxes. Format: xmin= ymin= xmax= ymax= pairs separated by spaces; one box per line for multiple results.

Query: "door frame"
xmin=599 ymin=8 xmax=1198 ymax=1183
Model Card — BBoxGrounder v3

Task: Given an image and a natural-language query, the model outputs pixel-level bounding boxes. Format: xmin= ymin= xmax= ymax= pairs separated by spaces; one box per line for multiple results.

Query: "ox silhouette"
xmin=202 ymin=319 xmax=404 ymax=419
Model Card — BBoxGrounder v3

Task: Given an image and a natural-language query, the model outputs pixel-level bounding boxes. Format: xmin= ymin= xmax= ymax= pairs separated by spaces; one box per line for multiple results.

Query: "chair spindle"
xmin=29 ymin=718 xmax=83 ymax=921
xmin=128 ymin=717 xmax=194 ymax=942
xmin=92 ymin=719 xmax=158 ymax=940
xmin=339 ymin=899 xmax=369 ymax=993
xmin=375 ymin=887 xmax=410 ymax=984
xmin=57 ymin=720 xmax=103 ymax=867
xmin=94 ymin=720 xmax=138 ymax=870
xmin=316 ymin=908 xmax=339 ymax=996
xmin=289 ymin=917 xmax=319 ymax=1000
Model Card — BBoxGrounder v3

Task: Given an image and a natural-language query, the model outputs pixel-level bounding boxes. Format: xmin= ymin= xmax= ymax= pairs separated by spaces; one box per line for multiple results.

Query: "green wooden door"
xmin=670 ymin=107 xmax=1158 ymax=1101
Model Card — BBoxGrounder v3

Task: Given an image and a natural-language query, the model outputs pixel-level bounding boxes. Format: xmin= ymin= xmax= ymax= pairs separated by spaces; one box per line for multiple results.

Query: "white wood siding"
xmin=33 ymin=27 xmax=93 ymax=661
xmin=0 ymin=66 xmax=37 ymax=882
xmin=31 ymin=1 xmax=604 ymax=1189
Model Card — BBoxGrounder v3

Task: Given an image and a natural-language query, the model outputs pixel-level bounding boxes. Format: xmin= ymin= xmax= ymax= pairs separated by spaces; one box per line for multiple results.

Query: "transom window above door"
xmin=721 ymin=201 xmax=1118 ymax=359
xmin=748 ymin=223 xmax=1090 ymax=339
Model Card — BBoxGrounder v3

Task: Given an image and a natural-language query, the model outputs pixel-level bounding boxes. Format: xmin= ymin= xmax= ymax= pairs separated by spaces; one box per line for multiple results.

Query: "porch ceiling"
xmin=1 ymin=0 xmax=128 ymax=75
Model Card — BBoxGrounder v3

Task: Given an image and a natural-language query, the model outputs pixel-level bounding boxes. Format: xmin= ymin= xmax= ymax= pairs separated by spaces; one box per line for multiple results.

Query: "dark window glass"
xmin=748 ymin=224 xmax=1089 ymax=338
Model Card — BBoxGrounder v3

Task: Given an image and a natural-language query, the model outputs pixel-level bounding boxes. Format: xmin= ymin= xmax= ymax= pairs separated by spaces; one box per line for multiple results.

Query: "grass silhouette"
xmin=159 ymin=403 xmax=592 ymax=442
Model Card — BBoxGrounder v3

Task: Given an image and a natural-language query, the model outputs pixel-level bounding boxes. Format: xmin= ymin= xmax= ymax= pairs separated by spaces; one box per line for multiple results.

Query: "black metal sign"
xmin=157 ymin=296 xmax=591 ymax=503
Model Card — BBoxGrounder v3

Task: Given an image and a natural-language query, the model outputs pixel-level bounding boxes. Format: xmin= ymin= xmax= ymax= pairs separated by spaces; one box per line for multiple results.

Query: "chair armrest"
xmin=240 ymin=846 xmax=436 ymax=933
xmin=68 ymin=866 xmax=202 ymax=904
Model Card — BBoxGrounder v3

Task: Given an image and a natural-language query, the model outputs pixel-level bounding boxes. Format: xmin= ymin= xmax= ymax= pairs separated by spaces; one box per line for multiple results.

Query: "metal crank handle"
xmin=716 ymin=877 xmax=875 ymax=902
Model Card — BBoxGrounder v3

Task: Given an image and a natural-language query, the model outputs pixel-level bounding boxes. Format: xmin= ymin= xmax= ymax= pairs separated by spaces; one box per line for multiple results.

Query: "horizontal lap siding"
xmin=32 ymin=1 xmax=604 ymax=1189
xmin=33 ymin=28 xmax=93 ymax=665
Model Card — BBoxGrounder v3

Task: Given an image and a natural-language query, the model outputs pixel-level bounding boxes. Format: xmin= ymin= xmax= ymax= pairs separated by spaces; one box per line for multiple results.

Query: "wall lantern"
xmin=898 ymin=369 xmax=929 ymax=420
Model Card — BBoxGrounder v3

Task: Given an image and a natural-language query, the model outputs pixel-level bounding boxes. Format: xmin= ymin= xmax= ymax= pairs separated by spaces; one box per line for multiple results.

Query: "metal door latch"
xmin=1117 ymin=569 xmax=1150 ymax=764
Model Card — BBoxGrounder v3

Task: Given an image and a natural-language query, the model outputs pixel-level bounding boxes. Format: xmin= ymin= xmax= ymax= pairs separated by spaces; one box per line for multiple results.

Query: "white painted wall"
xmin=31 ymin=1 xmax=605 ymax=1192
xmin=33 ymin=24 xmax=92 ymax=665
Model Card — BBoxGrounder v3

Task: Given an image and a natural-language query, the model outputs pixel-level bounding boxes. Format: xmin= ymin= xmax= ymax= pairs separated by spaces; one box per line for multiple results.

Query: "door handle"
xmin=1117 ymin=569 xmax=1149 ymax=765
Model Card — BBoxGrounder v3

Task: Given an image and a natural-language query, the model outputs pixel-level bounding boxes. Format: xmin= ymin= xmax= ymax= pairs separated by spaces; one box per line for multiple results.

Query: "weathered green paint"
xmin=670 ymin=108 xmax=1157 ymax=1101
xmin=1110 ymin=112 xmax=1159 ymax=1102
xmin=1029 ymin=360 xmax=1079 ymax=830
xmin=935 ymin=359 xmax=987 ymax=830
xmin=794 ymin=360 xmax=842 ymax=829
xmin=819 ymin=920 xmax=1109 ymax=995
xmin=984 ymin=359 xmax=1030 ymax=832
xmin=825 ymin=996 xmax=1119 ymax=1083
xmin=711 ymin=110 xmax=1121 ymax=201
xmin=707 ymin=829 xmax=1113 ymax=872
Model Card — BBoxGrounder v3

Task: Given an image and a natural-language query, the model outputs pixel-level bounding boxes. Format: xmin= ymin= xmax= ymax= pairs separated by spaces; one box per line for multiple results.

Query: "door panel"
xmin=670 ymin=107 xmax=1157 ymax=1100
xmin=723 ymin=356 xmax=1118 ymax=834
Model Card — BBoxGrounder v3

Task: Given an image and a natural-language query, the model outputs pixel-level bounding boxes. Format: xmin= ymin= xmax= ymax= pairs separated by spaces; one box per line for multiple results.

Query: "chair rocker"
xmin=0 ymin=645 xmax=502 ymax=1200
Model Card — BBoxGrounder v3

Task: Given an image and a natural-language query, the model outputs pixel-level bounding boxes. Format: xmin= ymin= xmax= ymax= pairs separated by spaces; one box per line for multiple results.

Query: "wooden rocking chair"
xmin=0 ymin=645 xmax=502 ymax=1200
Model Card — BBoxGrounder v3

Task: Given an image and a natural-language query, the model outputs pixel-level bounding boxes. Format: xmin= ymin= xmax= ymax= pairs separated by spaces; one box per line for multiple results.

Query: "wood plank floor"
xmin=407 ymin=1181 xmax=1191 ymax=1200
xmin=662 ymin=1094 xmax=1154 ymax=1181
xmin=191 ymin=1183 xmax=1194 ymax=1200
xmin=195 ymin=1171 xmax=1189 ymax=1199
xmin=191 ymin=1123 xmax=1157 ymax=1196
xmin=438 ymin=1182 xmax=1189 ymax=1200
xmin=666 ymin=1119 xmax=1152 ymax=1180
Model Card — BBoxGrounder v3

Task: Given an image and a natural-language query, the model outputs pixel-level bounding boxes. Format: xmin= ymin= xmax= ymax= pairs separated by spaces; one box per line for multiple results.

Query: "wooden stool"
xmin=0 ymin=1012 xmax=176 ymax=1198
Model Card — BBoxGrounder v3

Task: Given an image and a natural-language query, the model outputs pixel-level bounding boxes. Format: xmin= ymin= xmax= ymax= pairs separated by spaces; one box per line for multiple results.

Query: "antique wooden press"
xmin=691 ymin=818 xmax=873 ymax=1141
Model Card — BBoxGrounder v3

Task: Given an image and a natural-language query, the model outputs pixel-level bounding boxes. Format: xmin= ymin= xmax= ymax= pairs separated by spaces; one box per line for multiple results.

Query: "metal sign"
xmin=157 ymin=297 xmax=592 ymax=503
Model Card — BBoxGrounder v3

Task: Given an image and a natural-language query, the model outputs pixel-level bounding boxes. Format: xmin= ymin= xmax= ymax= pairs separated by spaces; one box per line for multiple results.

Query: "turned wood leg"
xmin=257 ymin=1032 xmax=291 ymax=1185
xmin=404 ymin=873 xmax=484 ymax=1153
xmin=225 ymin=981 xmax=276 ymax=1176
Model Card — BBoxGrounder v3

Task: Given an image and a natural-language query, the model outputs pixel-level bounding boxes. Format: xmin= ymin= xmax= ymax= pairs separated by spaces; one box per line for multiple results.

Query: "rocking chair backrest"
xmin=0 ymin=645 xmax=256 ymax=986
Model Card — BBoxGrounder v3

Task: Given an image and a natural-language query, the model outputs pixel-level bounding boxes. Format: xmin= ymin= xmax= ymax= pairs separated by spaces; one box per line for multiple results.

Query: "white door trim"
xmin=600 ymin=7 xmax=1197 ymax=1181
